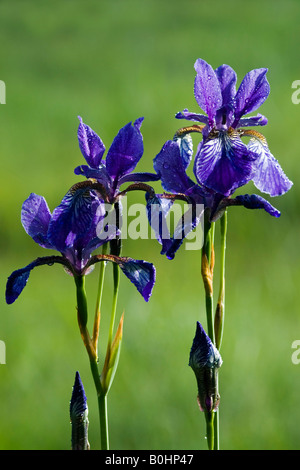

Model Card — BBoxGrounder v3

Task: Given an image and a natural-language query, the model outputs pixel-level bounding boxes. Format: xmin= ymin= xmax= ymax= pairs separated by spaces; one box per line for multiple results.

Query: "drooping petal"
xmin=77 ymin=116 xmax=105 ymax=168
xmin=146 ymin=193 xmax=173 ymax=256
xmin=194 ymin=59 xmax=222 ymax=126
xmin=21 ymin=193 xmax=53 ymax=248
xmin=194 ymin=130 xmax=258 ymax=196
xmin=5 ymin=256 xmax=70 ymax=304
xmin=173 ymin=133 xmax=193 ymax=170
xmin=118 ymin=259 xmax=156 ymax=302
xmin=105 ymin=118 xmax=144 ymax=182
xmin=223 ymin=193 xmax=281 ymax=218
xmin=214 ymin=64 xmax=237 ymax=105
xmin=47 ymin=184 xmax=108 ymax=270
xmin=164 ymin=193 xmax=205 ymax=260
xmin=153 ymin=140 xmax=195 ymax=194
xmin=247 ymin=133 xmax=293 ymax=197
xmin=233 ymin=68 xmax=270 ymax=126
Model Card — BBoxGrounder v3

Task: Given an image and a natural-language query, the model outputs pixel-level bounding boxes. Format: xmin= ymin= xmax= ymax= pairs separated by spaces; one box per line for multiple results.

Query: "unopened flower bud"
xmin=70 ymin=371 xmax=90 ymax=450
xmin=189 ymin=322 xmax=222 ymax=413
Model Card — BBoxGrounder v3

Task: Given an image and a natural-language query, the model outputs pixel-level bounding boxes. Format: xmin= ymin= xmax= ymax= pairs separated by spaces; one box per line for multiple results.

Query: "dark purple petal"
xmin=6 ymin=256 xmax=69 ymax=304
xmin=194 ymin=130 xmax=258 ymax=196
xmin=74 ymin=164 xmax=112 ymax=197
xmin=118 ymin=259 xmax=156 ymax=302
xmin=117 ymin=171 xmax=160 ymax=187
xmin=77 ymin=116 xmax=105 ymax=168
xmin=175 ymin=109 xmax=209 ymax=125
xmin=214 ymin=64 xmax=237 ymax=105
xmin=165 ymin=196 xmax=205 ymax=260
xmin=153 ymin=140 xmax=195 ymax=194
xmin=233 ymin=68 xmax=270 ymax=126
xmin=21 ymin=193 xmax=52 ymax=248
xmin=194 ymin=59 xmax=222 ymax=126
xmin=47 ymin=186 xmax=108 ymax=270
xmin=146 ymin=193 xmax=173 ymax=256
xmin=105 ymin=118 xmax=144 ymax=182
xmin=248 ymin=135 xmax=293 ymax=197
xmin=232 ymin=194 xmax=281 ymax=217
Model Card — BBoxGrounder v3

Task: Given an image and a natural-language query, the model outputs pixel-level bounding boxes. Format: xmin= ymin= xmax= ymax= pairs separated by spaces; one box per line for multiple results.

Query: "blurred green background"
xmin=0 ymin=0 xmax=299 ymax=450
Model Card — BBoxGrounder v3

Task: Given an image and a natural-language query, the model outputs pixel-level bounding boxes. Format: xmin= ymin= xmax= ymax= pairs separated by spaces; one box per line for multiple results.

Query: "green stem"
xmin=215 ymin=210 xmax=227 ymax=351
xmin=107 ymin=263 xmax=120 ymax=351
xmin=75 ymin=274 xmax=109 ymax=450
xmin=205 ymin=412 xmax=214 ymax=450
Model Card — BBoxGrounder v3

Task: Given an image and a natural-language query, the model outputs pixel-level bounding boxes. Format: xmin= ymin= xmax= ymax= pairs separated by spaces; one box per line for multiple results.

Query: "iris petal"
xmin=6 ymin=256 xmax=69 ymax=304
xmin=153 ymin=140 xmax=195 ymax=194
xmin=77 ymin=116 xmax=106 ymax=168
xmin=105 ymin=118 xmax=144 ymax=182
xmin=118 ymin=259 xmax=156 ymax=302
xmin=247 ymin=134 xmax=293 ymax=197
xmin=234 ymin=68 xmax=270 ymax=126
xmin=194 ymin=59 xmax=222 ymax=126
xmin=214 ymin=64 xmax=237 ymax=105
xmin=233 ymin=194 xmax=281 ymax=217
xmin=21 ymin=193 xmax=52 ymax=248
xmin=194 ymin=130 xmax=257 ymax=196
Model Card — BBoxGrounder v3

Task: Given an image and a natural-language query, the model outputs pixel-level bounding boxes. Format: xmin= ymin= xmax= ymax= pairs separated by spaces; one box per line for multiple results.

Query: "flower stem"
xmin=215 ymin=210 xmax=227 ymax=351
xmin=93 ymin=244 xmax=108 ymax=354
xmin=75 ymin=274 xmax=109 ymax=449
xmin=205 ymin=412 xmax=214 ymax=450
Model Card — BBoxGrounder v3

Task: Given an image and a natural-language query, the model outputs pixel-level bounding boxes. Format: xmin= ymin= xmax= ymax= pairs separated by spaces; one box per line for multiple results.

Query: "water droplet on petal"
xmin=163 ymin=162 xmax=169 ymax=169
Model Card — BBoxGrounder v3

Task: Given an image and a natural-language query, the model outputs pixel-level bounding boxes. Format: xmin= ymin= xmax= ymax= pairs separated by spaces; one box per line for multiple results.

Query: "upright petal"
xmin=146 ymin=193 xmax=173 ymax=255
xmin=233 ymin=68 xmax=270 ymax=126
xmin=77 ymin=116 xmax=106 ymax=168
xmin=105 ymin=118 xmax=144 ymax=182
xmin=194 ymin=59 xmax=222 ymax=126
xmin=214 ymin=64 xmax=237 ymax=105
xmin=21 ymin=193 xmax=52 ymax=248
xmin=194 ymin=130 xmax=257 ymax=196
xmin=247 ymin=133 xmax=293 ymax=196
xmin=153 ymin=140 xmax=195 ymax=194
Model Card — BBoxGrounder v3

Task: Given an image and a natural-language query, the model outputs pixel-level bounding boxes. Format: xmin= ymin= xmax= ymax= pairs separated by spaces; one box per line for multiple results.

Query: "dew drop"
xmin=163 ymin=162 xmax=169 ymax=169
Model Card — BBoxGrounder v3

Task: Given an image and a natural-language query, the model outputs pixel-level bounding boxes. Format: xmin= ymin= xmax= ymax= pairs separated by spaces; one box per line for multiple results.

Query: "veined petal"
xmin=47 ymin=184 xmax=106 ymax=263
xmin=153 ymin=140 xmax=195 ymax=194
xmin=21 ymin=193 xmax=52 ymax=248
xmin=194 ymin=59 xmax=222 ymax=126
xmin=234 ymin=68 xmax=270 ymax=125
xmin=105 ymin=118 xmax=144 ymax=182
xmin=77 ymin=116 xmax=105 ymax=168
xmin=173 ymin=133 xmax=193 ymax=170
xmin=6 ymin=256 xmax=70 ymax=304
xmin=74 ymin=164 xmax=112 ymax=198
xmin=214 ymin=64 xmax=237 ymax=105
xmin=247 ymin=132 xmax=293 ymax=196
xmin=194 ymin=130 xmax=257 ymax=196
xmin=118 ymin=259 xmax=156 ymax=302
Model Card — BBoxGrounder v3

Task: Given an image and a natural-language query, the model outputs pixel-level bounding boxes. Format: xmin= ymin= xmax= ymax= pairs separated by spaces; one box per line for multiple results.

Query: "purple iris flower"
xmin=147 ymin=136 xmax=281 ymax=260
xmin=6 ymin=183 xmax=156 ymax=304
xmin=176 ymin=58 xmax=293 ymax=197
xmin=74 ymin=116 xmax=159 ymax=203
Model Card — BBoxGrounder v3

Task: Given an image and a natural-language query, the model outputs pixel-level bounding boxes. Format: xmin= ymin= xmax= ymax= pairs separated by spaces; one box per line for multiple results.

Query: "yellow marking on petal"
xmin=238 ymin=128 xmax=267 ymax=144
xmin=175 ymin=124 xmax=205 ymax=137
